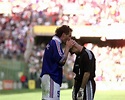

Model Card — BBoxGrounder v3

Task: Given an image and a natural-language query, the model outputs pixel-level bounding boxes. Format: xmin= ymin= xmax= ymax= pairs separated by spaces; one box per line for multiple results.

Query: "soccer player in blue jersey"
xmin=40 ymin=25 xmax=75 ymax=100
xmin=70 ymin=41 xmax=96 ymax=100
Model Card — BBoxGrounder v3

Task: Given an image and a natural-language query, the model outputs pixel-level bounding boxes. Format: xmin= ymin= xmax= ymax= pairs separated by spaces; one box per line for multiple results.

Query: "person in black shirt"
xmin=70 ymin=41 xmax=96 ymax=100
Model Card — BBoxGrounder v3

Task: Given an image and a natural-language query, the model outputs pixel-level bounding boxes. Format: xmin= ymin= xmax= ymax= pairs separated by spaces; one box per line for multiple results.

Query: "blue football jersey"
xmin=40 ymin=36 xmax=64 ymax=86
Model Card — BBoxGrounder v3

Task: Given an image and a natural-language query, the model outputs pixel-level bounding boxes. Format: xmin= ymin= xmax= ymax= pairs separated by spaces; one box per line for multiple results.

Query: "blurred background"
xmin=0 ymin=0 xmax=125 ymax=91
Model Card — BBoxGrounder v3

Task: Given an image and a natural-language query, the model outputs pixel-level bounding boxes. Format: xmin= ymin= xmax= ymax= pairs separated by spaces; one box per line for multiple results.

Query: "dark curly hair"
xmin=55 ymin=25 xmax=73 ymax=37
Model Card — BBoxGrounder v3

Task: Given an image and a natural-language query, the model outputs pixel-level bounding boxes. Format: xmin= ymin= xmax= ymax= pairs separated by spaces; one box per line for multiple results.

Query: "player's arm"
xmin=59 ymin=39 xmax=75 ymax=65
xmin=77 ymin=54 xmax=91 ymax=99
xmin=76 ymin=72 xmax=90 ymax=100
xmin=81 ymin=50 xmax=92 ymax=88
xmin=81 ymin=72 xmax=90 ymax=89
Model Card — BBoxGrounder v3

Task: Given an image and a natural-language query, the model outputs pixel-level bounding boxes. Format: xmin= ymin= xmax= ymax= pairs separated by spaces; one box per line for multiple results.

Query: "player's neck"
xmin=78 ymin=44 xmax=83 ymax=52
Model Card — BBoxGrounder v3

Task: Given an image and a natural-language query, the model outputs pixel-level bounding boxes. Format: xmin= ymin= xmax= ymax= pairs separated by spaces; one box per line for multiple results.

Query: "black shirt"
xmin=73 ymin=47 xmax=96 ymax=81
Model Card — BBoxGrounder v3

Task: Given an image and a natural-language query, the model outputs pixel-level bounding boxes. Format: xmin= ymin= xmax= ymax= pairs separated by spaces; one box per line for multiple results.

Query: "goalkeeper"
xmin=70 ymin=41 xmax=96 ymax=100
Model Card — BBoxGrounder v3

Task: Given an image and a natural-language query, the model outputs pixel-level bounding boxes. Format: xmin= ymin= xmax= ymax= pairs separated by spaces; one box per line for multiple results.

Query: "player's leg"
xmin=41 ymin=74 xmax=60 ymax=100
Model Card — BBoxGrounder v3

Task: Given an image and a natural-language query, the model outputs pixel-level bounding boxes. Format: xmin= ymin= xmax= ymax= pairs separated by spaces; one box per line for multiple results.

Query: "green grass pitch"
xmin=0 ymin=89 xmax=125 ymax=100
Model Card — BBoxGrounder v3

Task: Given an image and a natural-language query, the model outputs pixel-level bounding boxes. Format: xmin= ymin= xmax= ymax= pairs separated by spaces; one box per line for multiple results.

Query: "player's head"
xmin=70 ymin=41 xmax=82 ymax=55
xmin=55 ymin=25 xmax=72 ymax=44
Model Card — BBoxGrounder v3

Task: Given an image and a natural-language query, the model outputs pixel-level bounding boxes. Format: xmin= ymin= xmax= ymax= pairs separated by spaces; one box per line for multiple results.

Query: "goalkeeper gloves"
xmin=77 ymin=88 xmax=84 ymax=100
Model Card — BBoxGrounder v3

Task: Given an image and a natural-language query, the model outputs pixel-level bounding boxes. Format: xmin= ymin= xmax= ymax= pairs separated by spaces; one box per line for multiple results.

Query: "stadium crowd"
xmin=0 ymin=0 xmax=125 ymax=88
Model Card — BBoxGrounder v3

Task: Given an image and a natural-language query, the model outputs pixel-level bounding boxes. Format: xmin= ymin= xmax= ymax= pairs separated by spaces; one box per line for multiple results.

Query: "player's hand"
xmin=77 ymin=88 xmax=84 ymax=100
xmin=66 ymin=39 xmax=76 ymax=49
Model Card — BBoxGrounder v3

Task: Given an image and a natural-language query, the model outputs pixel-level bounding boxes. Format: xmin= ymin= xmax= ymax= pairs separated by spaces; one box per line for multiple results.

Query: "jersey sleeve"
xmin=51 ymin=40 xmax=64 ymax=64
xmin=81 ymin=51 xmax=91 ymax=72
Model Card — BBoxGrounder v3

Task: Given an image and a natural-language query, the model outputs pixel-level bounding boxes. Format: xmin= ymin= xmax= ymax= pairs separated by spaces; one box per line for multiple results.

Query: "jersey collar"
xmin=52 ymin=36 xmax=62 ymax=43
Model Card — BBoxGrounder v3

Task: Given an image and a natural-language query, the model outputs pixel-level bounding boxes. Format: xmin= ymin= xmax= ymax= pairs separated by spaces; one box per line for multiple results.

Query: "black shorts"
xmin=74 ymin=79 xmax=96 ymax=100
